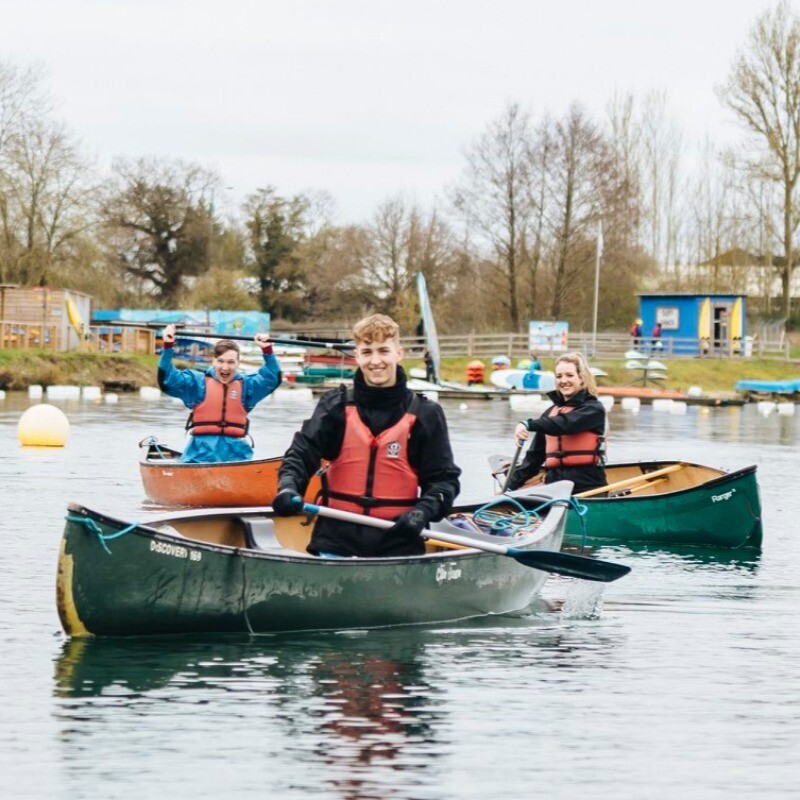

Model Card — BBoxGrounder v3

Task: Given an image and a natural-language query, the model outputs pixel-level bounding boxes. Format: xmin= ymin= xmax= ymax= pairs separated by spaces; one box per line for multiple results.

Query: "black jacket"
xmin=507 ymin=389 xmax=607 ymax=494
xmin=279 ymin=367 xmax=461 ymax=557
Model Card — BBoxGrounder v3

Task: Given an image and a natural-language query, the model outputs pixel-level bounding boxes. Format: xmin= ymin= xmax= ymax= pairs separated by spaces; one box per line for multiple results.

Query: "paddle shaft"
xmin=501 ymin=441 xmax=524 ymax=493
xmin=299 ymin=502 xmax=631 ymax=582
xmin=577 ymin=462 xmax=685 ymax=498
xmin=91 ymin=321 xmax=354 ymax=351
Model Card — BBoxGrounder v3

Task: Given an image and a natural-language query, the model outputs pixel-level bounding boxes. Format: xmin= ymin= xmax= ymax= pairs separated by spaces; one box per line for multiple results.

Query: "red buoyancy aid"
xmin=187 ymin=376 xmax=248 ymax=437
xmin=544 ymin=405 xmax=604 ymax=468
xmin=323 ymin=400 xmax=420 ymax=518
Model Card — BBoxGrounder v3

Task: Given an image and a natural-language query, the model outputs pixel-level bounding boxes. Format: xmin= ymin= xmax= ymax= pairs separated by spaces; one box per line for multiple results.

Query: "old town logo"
xmin=386 ymin=441 xmax=401 ymax=459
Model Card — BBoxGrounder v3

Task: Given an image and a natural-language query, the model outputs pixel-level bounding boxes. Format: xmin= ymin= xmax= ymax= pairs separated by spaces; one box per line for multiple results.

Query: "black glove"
xmin=272 ymin=488 xmax=302 ymax=516
xmin=387 ymin=508 xmax=430 ymax=539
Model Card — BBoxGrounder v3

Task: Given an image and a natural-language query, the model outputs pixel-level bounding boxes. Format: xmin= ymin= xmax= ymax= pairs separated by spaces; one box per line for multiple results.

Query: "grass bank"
xmin=410 ymin=354 xmax=800 ymax=395
xmin=0 ymin=350 xmax=158 ymax=391
xmin=1 ymin=348 xmax=797 ymax=395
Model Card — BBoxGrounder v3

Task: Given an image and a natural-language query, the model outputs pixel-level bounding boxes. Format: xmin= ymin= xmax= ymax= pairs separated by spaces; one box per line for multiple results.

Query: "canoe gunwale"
xmin=65 ymin=486 xmax=569 ymax=567
xmin=581 ymin=461 xmax=758 ymax=504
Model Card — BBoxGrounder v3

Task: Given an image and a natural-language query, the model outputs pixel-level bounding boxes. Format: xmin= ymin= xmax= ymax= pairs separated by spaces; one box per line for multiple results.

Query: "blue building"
xmin=637 ymin=293 xmax=747 ymax=356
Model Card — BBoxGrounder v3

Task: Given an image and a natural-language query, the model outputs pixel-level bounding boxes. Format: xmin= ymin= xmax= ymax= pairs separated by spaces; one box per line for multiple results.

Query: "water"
xmin=1 ymin=391 xmax=799 ymax=799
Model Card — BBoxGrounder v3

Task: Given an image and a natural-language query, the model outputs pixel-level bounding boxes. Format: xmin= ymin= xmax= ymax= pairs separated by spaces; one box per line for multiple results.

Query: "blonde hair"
xmin=352 ymin=314 xmax=400 ymax=345
xmin=555 ymin=352 xmax=597 ymax=395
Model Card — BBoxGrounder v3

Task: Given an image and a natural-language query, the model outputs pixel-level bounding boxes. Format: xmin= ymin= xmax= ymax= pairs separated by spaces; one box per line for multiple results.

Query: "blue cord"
xmin=473 ymin=496 xmax=533 ymax=536
xmin=66 ymin=515 xmax=139 ymax=555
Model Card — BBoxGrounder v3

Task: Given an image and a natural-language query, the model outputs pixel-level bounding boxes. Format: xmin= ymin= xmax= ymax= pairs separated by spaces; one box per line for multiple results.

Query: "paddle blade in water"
xmin=507 ymin=549 xmax=632 ymax=582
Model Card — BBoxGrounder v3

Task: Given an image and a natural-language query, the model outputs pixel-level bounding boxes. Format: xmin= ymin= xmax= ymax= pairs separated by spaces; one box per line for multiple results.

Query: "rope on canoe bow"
xmin=65 ymin=515 xmax=139 ymax=555
xmin=474 ymin=496 xmax=590 ymax=551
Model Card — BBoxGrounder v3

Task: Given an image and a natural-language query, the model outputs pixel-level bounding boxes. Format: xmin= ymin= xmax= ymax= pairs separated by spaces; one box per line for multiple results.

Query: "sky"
xmin=0 ymin=0 xmax=793 ymax=223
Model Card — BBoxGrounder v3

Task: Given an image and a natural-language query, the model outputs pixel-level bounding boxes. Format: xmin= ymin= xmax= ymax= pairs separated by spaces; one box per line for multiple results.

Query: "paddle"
xmin=297 ymin=501 xmax=631 ymax=583
xmin=92 ymin=320 xmax=355 ymax=351
xmin=501 ymin=441 xmax=524 ymax=493
xmin=576 ymin=463 xmax=685 ymax=498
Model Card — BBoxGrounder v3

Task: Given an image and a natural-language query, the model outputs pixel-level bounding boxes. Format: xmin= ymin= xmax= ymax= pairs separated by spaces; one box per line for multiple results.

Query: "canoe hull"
xmin=139 ymin=447 xmax=321 ymax=507
xmin=560 ymin=463 xmax=762 ymax=549
xmin=57 ymin=490 xmax=569 ymax=637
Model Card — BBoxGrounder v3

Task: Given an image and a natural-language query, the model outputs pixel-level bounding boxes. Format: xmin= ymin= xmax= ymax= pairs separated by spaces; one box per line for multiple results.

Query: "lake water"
xmin=1 ymin=390 xmax=798 ymax=799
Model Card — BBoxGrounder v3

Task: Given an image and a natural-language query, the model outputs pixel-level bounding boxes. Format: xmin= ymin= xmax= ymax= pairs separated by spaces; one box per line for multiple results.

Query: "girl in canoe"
xmin=157 ymin=323 xmax=282 ymax=463
xmin=505 ymin=352 xmax=607 ymax=494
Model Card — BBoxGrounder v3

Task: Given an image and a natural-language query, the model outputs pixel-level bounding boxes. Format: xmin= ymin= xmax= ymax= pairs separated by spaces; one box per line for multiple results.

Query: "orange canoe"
xmin=139 ymin=440 xmax=321 ymax=507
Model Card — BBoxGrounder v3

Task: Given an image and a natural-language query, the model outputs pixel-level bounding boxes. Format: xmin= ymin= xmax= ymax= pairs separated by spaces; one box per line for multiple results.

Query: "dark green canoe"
xmin=513 ymin=461 xmax=762 ymax=550
xmin=56 ymin=485 xmax=572 ymax=638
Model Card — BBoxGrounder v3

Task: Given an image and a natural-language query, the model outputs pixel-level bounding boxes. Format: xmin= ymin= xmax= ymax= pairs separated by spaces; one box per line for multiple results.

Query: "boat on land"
xmin=139 ymin=439 xmax=322 ymax=507
xmin=502 ymin=460 xmax=762 ymax=550
xmin=734 ymin=378 xmax=800 ymax=400
xmin=56 ymin=484 xmax=573 ymax=637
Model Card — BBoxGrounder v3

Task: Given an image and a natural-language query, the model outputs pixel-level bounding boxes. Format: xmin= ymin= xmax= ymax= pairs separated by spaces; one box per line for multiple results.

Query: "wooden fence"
xmin=372 ymin=332 xmax=791 ymax=361
xmin=1 ymin=320 xmax=61 ymax=351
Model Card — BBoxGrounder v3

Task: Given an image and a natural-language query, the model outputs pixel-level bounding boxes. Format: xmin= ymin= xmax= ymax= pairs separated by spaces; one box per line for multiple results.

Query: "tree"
xmin=546 ymin=105 xmax=610 ymax=319
xmin=243 ymin=187 xmax=309 ymax=320
xmin=719 ymin=1 xmax=800 ymax=317
xmin=101 ymin=157 xmax=217 ymax=305
xmin=4 ymin=119 xmax=95 ymax=285
xmin=452 ymin=103 xmax=535 ymax=329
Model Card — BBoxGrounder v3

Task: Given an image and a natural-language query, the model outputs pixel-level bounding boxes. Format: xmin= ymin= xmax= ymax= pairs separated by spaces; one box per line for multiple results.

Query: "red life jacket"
xmin=544 ymin=405 xmax=604 ymax=468
xmin=187 ymin=376 xmax=248 ymax=437
xmin=323 ymin=396 xmax=420 ymax=519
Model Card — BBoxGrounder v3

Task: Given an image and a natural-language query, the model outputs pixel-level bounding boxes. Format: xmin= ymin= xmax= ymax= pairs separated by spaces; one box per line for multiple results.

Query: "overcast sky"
xmin=0 ymin=0 xmax=792 ymax=222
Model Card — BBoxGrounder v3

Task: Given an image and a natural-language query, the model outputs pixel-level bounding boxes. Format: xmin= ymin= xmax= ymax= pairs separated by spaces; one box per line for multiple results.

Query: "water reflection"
xmin=54 ymin=631 xmax=446 ymax=799
xmin=584 ymin=543 xmax=762 ymax=573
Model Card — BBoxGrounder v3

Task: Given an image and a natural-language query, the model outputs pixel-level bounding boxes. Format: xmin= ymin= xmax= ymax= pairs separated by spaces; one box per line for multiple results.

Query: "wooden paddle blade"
xmin=507 ymin=548 xmax=632 ymax=582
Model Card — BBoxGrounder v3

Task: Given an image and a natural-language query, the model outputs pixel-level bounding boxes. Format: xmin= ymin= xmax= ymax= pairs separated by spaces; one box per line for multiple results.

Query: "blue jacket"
xmin=158 ymin=347 xmax=282 ymax=463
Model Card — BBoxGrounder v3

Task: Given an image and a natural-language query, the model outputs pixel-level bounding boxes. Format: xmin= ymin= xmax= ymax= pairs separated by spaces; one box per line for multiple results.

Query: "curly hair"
xmin=352 ymin=314 xmax=400 ymax=345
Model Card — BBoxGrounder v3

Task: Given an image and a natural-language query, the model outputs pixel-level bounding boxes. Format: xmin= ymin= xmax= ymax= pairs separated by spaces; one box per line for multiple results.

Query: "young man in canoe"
xmin=158 ymin=323 xmax=282 ymax=463
xmin=272 ymin=313 xmax=461 ymax=557
xmin=505 ymin=352 xmax=607 ymax=494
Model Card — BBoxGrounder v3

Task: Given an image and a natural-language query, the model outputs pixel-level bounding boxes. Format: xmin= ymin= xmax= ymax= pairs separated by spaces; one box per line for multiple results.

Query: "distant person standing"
xmin=651 ymin=322 xmax=663 ymax=350
xmin=423 ymin=350 xmax=437 ymax=383
xmin=629 ymin=319 xmax=644 ymax=350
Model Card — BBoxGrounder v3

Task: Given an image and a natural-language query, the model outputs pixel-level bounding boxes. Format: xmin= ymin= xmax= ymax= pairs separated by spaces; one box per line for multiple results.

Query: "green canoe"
xmin=57 ymin=484 xmax=575 ymax=637
xmin=512 ymin=461 xmax=762 ymax=550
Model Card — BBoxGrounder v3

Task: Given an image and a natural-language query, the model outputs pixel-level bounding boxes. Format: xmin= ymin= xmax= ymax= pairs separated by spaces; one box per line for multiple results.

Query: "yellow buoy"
xmin=18 ymin=403 xmax=71 ymax=447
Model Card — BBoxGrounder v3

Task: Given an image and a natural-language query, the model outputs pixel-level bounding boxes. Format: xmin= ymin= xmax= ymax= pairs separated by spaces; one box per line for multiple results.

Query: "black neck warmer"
xmin=353 ymin=365 xmax=409 ymax=410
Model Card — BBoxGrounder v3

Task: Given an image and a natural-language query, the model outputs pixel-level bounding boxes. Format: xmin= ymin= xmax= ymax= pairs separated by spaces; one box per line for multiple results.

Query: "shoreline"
xmin=0 ymin=349 xmax=798 ymax=395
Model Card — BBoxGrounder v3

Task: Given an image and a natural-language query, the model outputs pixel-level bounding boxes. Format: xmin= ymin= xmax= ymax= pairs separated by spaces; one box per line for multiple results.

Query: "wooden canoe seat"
xmin=240 ymin=516 xmax=282 ymax=550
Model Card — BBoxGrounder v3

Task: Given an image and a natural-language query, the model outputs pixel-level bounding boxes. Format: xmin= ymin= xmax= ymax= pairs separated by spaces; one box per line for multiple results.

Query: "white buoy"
xmin=757 ymin=401 xmax=776 ymax=416
xmin=621 ymin=397 xmax=641 ymax=412
xmin=459 ymin=402 xmax=468 ymax=411
xmin=687 ymin=386 xmax=703 ymax=398
xmin=670 ymin=401 xmax=688 ymax=414
xmin=18 ymin=403 xmax=70 ymax=447
xmin=104 ymin=393 xmax=119 ymax=404
xmin=139 ymin=386 xmax=162 ymax=401
xmin=0 ymin=390 xmax=5 ymax=401
xmin=28 ymin=385 xmax=43 ymax=399
xmin=599 ymin=395 xmax=615 ymax=411
xmin=81 ymin=386 xmax=101 ymax=400
xmin=777 ymin=402 xmax=795 ymax=416
xmin=47 ymin=385 xmax=81 ymax=400
xmin=652 ymin=398 xmax=674 ymax=412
